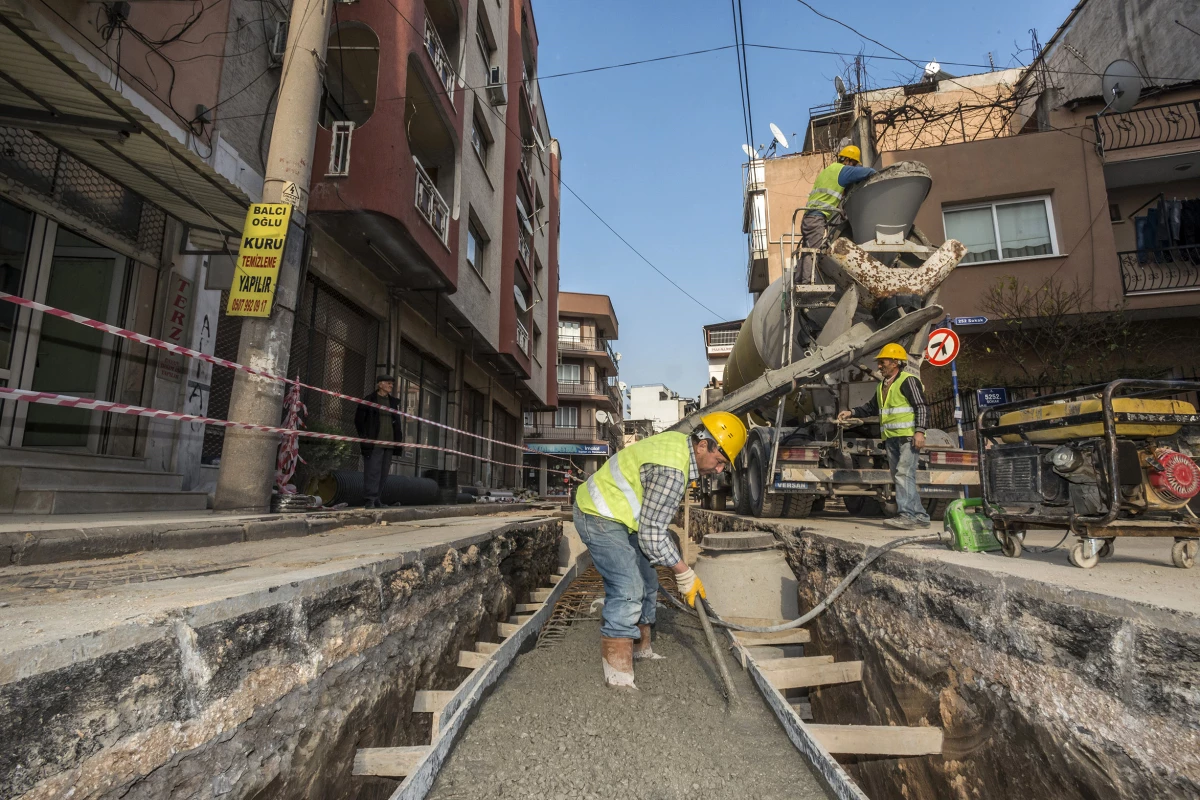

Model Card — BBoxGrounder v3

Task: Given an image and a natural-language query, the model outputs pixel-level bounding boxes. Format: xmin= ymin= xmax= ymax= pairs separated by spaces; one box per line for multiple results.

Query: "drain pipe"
xmin=661 ymin=532 xmax=940 ymax=632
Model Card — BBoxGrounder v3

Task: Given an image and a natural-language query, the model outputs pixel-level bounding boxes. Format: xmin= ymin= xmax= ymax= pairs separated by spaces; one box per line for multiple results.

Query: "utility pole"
xmin=213 ymin=0 xmax=333 ymax=511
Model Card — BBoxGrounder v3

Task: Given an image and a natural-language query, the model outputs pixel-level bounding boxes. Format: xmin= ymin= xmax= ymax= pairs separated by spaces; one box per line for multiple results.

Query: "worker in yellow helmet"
xmin=800 ymin=144 xmax=876 ymax=282
xmin=838 ymin=343 xmax=931 ymax=530
xmin=574 ymin=411 xmax=748 ymax=688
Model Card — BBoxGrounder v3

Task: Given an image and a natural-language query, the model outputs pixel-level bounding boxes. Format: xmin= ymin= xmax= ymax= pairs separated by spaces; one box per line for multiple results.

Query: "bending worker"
xmin=800 ymin=144 xmax=875 ymax=283
xmin=838 ymin=343 xmax=931 ymax=530
xmin=573 ymin=412 xmax=748 ymax=688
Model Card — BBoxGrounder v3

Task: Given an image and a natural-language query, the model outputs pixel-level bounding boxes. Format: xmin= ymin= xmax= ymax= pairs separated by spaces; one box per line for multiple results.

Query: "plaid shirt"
xmin=636 ymin=442 xmax=699 ymax=566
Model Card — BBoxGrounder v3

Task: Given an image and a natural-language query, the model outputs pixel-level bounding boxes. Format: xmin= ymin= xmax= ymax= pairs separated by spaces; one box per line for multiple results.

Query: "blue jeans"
xmin=886 ymin=438 xmax=929 ymax=524
xmin=573 ymin=507 xmax=659 ymax=639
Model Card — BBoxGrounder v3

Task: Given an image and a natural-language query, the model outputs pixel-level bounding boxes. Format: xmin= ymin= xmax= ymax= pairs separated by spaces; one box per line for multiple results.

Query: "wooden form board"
xmin=757 ymin=655 xmax=835 ymax=672
xmin=497 ymin=622 xmax=520 ymax=637
xmin=531 ymin=588 xmax=553 ymax=602
xmin=354 ymin=746 xmax=431 ymax=777
xmin=412 ymin=691 xmax=455 ymax=713
xmin=458 ymin=650 xmax=489 ymax=670
xmin=388 ymin=551 xmax=592 ymax=800
xmin=514 ymin=603 xmax=542 ymax=613
xmin=733 ymin=628 xmax=812 ymax=647
xmin=766 ymin=660 xmax=863 ymax=690
xmin=474 ymin=642 xmax=500 ymax=654
xmin=806 ymin=724 xmax=944 ymax=756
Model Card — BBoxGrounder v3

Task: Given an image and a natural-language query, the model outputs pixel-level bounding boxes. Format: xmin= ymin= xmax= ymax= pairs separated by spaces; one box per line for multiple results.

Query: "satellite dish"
xmin=1101 ymin=59 xmax=1144 ymax=114
xmin=596 ymin=410 xmax=611 ymax=424
xmin=769 ymin=123 xmax=789 ymax=150
xmin=923 ymin=61 xmax=941 ymax=77
xmin=741 ymin=143 xmax=755 ymax=158
xmin=834 ymin=75 xmax=846 ymax=98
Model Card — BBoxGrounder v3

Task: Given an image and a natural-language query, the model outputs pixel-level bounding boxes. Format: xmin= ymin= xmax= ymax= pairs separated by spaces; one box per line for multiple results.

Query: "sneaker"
xmin=884 ymin=516 xmax=918 ymax=530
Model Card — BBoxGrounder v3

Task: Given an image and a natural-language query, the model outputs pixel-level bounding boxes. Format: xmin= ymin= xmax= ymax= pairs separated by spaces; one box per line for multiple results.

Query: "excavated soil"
xmin=428 ymin=611 xmax=830 ymax=800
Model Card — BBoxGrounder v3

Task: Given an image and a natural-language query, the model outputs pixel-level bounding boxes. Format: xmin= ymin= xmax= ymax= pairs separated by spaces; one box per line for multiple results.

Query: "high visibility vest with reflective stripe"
xmin=575 ymin=432 xmax=692 ymax=531
xmin=807 ymin=163 xmax=845 ymax=217
xmin=878 ymin=372 xmax=920 ymax=439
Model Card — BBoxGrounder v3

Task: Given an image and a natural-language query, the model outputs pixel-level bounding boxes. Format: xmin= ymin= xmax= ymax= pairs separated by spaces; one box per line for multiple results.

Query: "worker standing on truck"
xmin=800 ymin=144 xmax=876 ymax=282
xmin=573 ymin=412 xmax=748 ymax=688
xmin=838 ymin=343 xmax=931 ymax=530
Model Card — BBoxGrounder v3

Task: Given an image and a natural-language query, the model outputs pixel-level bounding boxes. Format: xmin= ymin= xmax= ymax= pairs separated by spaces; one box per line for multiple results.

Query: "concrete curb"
xmin=0 ymin=503 xmax=548 ymax=567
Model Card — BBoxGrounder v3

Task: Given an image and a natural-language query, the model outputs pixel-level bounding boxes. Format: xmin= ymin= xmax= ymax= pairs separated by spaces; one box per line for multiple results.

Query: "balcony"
xmin=558 ymin=336 xmax=617 ymax=360
xmin=1093 ymin=99 xmax=1200 ymax=154
xmin=424 ymin=18 xmax=455 ymax=102
xmin=525 ymin=426 xmax=608 ymax=442
xmin=606 ymin=378 xmax=623 ymax=412
xmin=1118 ymin=246 xmax=1200 ymax=295
xmin=705 ymin=328 xmax=738 ymax=356
xmin=517 ymin=230 xmax=531 ymax=266
xmin=516 ymin=316 xmax=530 ymax=354
xmin=413 ymin=157 xmax=450 ymax=244
xmin=557 ymin=380 xmax=607 ymax=398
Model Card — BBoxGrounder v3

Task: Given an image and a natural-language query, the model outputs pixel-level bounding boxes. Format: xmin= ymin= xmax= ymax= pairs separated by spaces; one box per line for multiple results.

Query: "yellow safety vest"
xmin=575 ymin=431 xmax=692 ymax=531
xmin=807 ymin=163 xmax=845 ymax=217
xmin=878 ymin=372 xmax=920 ymax=439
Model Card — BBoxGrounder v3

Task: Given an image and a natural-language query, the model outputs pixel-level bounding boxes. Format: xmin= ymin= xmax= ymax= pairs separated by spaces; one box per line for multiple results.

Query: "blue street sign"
xmin=977 ymin=387 xmax=1009 ymax=407
xmin=953 ymin=316 xmax=988 ymax=326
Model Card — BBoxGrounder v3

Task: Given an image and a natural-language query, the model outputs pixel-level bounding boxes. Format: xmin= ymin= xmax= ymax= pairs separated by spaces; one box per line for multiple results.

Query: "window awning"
xmin=0 ymin=0 xmax=251 ymax=241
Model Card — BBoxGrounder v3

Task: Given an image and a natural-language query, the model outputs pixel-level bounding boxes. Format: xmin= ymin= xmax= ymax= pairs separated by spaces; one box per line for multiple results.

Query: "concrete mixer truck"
xmin=678 ymin=161 xmax=980 ymax=520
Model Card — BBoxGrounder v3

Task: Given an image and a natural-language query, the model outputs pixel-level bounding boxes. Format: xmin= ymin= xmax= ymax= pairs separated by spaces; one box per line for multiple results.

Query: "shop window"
xmin=321 ymin=23 xmax=380 ymax=127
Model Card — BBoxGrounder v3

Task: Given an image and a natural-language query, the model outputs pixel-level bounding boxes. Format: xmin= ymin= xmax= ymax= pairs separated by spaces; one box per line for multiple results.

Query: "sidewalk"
xmin=0 ymin=502 xmax=556 ymax=567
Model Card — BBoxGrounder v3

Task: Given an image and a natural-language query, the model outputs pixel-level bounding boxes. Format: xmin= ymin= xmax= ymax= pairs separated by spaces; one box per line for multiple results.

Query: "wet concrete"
xmin=428 ymin=611 xmax=831 ymax=800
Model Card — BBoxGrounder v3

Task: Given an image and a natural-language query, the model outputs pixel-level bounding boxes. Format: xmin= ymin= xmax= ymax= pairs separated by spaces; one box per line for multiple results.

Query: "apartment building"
xmin=742 ymin=0 xmax=1200 ymax=390
xmin=628 ymin=384 xmax=695 ymax=433
xmin=700 ymin=319 xmax=742 ymax=407
xmin=524 ymin=291 xmax=620 ymax=491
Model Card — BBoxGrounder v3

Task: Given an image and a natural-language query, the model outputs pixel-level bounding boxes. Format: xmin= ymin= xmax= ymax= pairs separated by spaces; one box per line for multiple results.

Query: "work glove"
xmin=674 ymin=567 xmax=706 ymax=608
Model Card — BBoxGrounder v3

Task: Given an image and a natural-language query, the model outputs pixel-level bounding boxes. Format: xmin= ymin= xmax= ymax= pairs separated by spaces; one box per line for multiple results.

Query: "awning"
xmin=0 ymin=0 xmax=251 ymax=240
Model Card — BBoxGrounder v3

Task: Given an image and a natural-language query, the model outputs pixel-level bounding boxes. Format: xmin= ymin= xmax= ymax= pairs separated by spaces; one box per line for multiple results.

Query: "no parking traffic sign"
xmin=925 ymin=327 xmax=960 ymax=367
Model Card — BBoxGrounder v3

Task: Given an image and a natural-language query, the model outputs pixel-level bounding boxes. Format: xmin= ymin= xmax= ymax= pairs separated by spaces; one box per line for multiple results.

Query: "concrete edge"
xmin=0 ymin=503 xmax=550 ymax=567
xmin=727 ymin=633 xmax=870 ymax=800
xmin=0 ymin=519 xmax=561 ymax=687
xmin=692 ymin=509 xmax=1200 ymax=635
xmin=392 ymin=550 xmax=593 ymax=800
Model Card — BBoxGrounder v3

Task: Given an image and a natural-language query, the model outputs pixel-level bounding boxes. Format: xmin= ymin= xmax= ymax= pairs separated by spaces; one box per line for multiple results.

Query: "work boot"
xmin=600 ymin=636 xmax=636 ymax=688
xmin=633 ymin=623 xmax=665 ymax=661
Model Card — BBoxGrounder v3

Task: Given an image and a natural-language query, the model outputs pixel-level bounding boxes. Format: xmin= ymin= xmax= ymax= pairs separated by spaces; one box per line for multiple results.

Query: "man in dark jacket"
xmin=354 ymin=375 xmax=403 ymax=508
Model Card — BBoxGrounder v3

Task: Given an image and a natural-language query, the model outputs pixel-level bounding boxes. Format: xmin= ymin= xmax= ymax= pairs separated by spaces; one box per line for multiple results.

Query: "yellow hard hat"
xmin=838 ymin=145 xmax=862 ymax=163
xmin=875 ymin=343 xmax=908 ymax=361
xmin=700 ymin=411 xmax=748 ymax=463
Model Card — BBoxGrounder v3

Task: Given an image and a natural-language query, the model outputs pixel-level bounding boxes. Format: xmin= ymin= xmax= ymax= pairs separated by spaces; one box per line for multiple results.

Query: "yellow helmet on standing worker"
xmin=875 ymin=343 xmax=909 ymax=361
xmin=699 ymin=411 xmax=748 ymax=462
xmin=838 ymin=144 xmax=862 ymax=163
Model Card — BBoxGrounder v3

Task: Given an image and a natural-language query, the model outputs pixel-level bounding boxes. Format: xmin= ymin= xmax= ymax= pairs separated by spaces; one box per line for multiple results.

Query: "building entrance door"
xmin=15 ymin=226 xmax=126 ymax=450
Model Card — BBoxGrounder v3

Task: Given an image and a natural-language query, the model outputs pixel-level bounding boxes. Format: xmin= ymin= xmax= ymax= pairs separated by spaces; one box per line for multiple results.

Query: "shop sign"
xmin=227 ymin=203 xmax=292 ymax=317
xmin=156 ymin=270 xmax=194 ymax=382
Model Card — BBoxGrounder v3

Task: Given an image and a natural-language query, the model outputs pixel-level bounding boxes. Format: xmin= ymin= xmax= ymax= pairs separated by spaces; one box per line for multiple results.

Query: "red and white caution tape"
xmin=0 ymin=387 xmax=583 ymax=481
xmin=0 ymin=291 xmax=587 ymax=466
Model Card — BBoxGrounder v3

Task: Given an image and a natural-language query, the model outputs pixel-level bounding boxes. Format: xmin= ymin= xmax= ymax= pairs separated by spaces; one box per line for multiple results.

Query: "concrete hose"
xmin=659 ymin=532 xmax=940 ymax=633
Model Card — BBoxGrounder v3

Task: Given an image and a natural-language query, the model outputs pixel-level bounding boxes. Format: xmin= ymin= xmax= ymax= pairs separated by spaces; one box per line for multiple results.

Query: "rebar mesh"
xmin=536 ymin=566 xmax=681 ymax=650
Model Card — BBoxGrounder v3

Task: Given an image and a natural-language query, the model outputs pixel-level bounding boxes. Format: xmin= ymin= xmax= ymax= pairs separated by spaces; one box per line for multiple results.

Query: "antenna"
xmin=741 ymin=143 xmax=755 ymax=159
xmin=1100 ymin=59 xmax=1144 ymax=115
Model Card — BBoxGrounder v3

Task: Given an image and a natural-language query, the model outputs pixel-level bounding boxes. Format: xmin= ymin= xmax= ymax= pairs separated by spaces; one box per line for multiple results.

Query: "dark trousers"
xmin=799 ymin=211 xmax=828 ymax=284
xmin=363 ymin=448 xmax=392 ymax=503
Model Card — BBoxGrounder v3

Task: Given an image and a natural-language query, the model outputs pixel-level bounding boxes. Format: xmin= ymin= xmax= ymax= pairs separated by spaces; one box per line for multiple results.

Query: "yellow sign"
xmin=226 ymin=203 xmax=292 ymax=317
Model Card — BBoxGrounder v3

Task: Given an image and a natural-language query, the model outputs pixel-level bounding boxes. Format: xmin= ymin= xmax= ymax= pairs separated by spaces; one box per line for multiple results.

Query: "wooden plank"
xmin=412 ymin=690 xmax=455 ymax=713
xmin=353 ymin=746 xmax=430 ymax=777
xmin=556 ymin=566 xmax=570 ymax=575
xmin=474 ymin=642 xmax=500 ymax=654
xmin=497 ymin=622 xmax=520 ymax=637
xmin=806 ymin=724 xmax=944 ymax=756
xmin=549 ymin=574 xmax=562 ymax=585
xmin=767 ymin=660 xmax=863 ymax=690
xmin=531 ymin=588 xmax=553 ymax=602
xmin=509 ymin=614 xmax=534 ymax=624
xmin=757 ymin=655 xmax=835 ymax=671
xmin=734 ymin=629 xmax=812 ymax=646
xmin=514 ymin=603 xmax=542 ymax=613
xmin=457 ymin=650 xmax=489 ymax=670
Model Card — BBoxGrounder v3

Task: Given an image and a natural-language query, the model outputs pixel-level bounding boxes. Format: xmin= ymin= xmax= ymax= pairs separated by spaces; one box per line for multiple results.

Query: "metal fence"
xmin=1118 ymin=247 xmax=1200 ymax=295
xmin=1092 ymin=98 xmax=1200 ymax=153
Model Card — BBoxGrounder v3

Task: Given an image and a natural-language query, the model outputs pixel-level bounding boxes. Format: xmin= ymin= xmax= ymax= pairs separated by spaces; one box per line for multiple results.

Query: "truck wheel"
xmin=784 ymin=495 xmax=816 ymax=518
xmin=731 ymin=469 xmax=752 ymax=516
xmin=747 ymin=439 xmax=785 ymax=518
xmin=924 ymin=499 xmax=951 ymax=522
xmin=844 ymin=496 xmax=883 ymax=517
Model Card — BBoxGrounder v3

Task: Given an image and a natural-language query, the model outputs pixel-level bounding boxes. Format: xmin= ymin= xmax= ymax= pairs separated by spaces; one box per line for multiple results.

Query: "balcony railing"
xmin=557 ymin=380 xmax=607 ymax=397
xmin=525 ymin=426 xmax=606 ymax=441
xmin=558 ymin=337 xmax=617 ymax=363
xmin=413 ymin=157 xmax=449 ymax=244
xmin=517 ymin=230 xmax=531 ymax=265
xmin=706 ymin=329 xmax=739 ymax=347
xmin=1092 ymin=99 xmax=1200 ymax=154
xmin=1119 ymin=246 xmax=1200 ymax=295
xmin=516 ymin=316 xmax=530 ymax=353
xmin=606 ymin=380 xmax=623 ymax=410
xmin=424 ymin=19 xmax=455 ymax=101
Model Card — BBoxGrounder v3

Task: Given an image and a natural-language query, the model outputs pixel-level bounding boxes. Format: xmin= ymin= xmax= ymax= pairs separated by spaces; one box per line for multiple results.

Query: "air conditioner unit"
xmin=485 ymin=66 xmax=507 ymax=106
xmin=269 ymin=21 xmax=288 ymax=65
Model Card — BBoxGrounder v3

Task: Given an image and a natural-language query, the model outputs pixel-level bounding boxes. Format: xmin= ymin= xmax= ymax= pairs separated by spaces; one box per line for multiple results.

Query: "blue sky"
xmin=535 ymin=0 xmax=1077 ymax=399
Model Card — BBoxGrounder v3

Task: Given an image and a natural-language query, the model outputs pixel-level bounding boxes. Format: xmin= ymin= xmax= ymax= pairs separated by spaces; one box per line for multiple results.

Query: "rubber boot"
xmin=600 ymin=636 xmax=636 ymax=688
xmin=633 ymin=623 xmax=665 ymax=661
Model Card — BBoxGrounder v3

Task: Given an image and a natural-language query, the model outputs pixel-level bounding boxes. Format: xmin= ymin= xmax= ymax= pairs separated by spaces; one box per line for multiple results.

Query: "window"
xmin=943 ymin=197 xmax=1057 ymax=265
xmin=470 ymin=114 xmax=489 ymax=164
xmin=467 ymin=221 xmax=486 ymax=276
xmin=557 ymin=363 xmax=581 ymax=384
xmin=475 ymin=13 xmax=494 ymax=78
xmin=523 ymin=411 xmax=534 ymax=427
xmin=556 ymin=405 xmax=579 ymax=428
xmin=558 ymin=319 xmax=580 ymax=342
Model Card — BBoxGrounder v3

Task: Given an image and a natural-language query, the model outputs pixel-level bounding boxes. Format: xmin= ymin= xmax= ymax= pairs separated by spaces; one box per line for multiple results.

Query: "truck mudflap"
xmin=773 ymin=467 xmax=979 ymax=492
